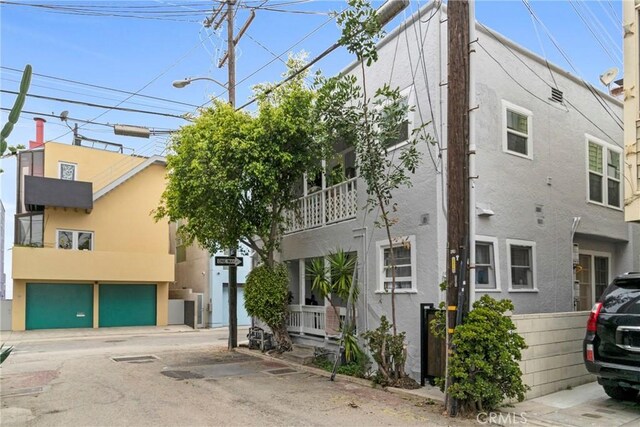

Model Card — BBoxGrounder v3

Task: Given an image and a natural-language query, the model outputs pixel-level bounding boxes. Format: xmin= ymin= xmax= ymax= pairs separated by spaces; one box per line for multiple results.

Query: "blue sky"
xmin=0 ymin=0 xmax=623 ymax=297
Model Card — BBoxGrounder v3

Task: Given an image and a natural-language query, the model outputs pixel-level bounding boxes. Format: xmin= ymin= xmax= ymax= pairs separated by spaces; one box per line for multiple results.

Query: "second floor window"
xmin=476 ymin=241 xmax=497 ymax=290
xmin=503 ymin=101 xmax=532 ymax=159
xmin=59 ymin=162 xmax=77 ymax=180
xmin=57 ymin=230 xmax=93 ymax=251
xmin=587 ymin=137 xmax=622 ymax=208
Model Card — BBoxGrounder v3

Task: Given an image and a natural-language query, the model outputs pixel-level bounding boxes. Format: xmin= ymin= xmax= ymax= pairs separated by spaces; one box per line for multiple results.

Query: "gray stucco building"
xmin=279 ymin=2 xmax=640 ymax=380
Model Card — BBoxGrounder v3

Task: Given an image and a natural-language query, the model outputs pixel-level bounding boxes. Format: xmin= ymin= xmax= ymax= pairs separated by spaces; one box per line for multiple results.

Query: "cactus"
xmin=1 ymin=64 xmax=32 ymax=155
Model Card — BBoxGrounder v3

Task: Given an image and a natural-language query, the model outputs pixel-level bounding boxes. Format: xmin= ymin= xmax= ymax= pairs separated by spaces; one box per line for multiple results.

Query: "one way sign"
xmin=214 ymin=256 xmax=244 ymax=267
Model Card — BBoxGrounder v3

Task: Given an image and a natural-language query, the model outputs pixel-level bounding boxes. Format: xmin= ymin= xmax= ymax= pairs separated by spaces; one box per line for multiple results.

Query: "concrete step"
xmin=281 ymin=344 xmax=316 ymax=365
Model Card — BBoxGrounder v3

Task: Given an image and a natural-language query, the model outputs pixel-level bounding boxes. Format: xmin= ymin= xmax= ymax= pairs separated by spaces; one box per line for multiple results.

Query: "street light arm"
xmin=172 ymin=76 xmax=227 ymax=89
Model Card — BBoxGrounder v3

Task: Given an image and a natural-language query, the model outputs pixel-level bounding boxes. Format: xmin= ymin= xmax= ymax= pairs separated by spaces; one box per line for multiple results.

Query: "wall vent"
xmin=551 ymin=87 xmax=563 ymax=103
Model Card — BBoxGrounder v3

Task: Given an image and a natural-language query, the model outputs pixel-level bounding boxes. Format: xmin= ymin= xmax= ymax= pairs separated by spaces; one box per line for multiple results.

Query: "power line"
xmin=1 ymin=89 xmax=188 ymax=120
xmin=0 ymin=107 xmax=112 ymax=127
xmin=0 ymin=66 xmax=201 ymax=109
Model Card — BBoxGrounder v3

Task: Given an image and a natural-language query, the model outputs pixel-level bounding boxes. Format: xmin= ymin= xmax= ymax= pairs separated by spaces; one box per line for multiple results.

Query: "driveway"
xmin=0 ymin=327 xmax=472 ymax=426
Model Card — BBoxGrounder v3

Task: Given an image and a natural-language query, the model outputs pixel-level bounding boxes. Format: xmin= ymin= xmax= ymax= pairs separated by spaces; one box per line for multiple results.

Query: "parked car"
xmin=583 ymin=272 xmax=640 ymax=401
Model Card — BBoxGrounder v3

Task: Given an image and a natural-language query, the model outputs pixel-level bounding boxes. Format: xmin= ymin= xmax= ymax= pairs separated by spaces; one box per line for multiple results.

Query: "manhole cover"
xmin=111 ymin=355 xmax=158 ymax=363
xmin=161 ymin=370 xmax=204 ymax=380
xmin=265 ymin=368 xmax=298 ymax=376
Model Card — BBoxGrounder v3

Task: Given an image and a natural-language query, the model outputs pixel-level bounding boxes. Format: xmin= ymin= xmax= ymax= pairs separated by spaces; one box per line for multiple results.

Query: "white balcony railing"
xmin=287 ymin=305 xmax=352 ymax=338
xmin=285 ymin=178 xmax=357 ymax=233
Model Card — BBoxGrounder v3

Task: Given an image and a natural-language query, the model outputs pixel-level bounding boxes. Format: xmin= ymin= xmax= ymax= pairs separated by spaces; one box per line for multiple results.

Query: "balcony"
xmin=284 ymin=178 xmax=358 ymax=233
xmin=24 ymin=175 xmax=93 ymax=212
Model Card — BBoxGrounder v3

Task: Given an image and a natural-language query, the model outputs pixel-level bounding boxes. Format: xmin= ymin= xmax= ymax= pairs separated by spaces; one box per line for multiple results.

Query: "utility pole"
xmin=445 ymin=0 xmax=470 ymax=417
xmin=226 ymin=0 xmax=238 ymax=350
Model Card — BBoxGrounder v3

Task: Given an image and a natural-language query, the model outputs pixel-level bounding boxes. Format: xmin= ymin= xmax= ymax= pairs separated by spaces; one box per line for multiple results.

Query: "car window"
xmin=600 ymin=278 xmax=640 ymax=314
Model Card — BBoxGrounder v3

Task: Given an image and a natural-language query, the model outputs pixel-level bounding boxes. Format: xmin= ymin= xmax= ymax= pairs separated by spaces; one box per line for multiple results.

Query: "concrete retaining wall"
xmin=512 ymin=311 xmax=595 ymax=399
xmin=168 ymin=299 xmax=185 ymax=325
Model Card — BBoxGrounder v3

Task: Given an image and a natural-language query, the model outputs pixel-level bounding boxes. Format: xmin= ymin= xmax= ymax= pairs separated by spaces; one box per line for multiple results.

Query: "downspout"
xmin=353 ymin=226 xmax=368 ymax=332
xmin=570 ymin=217 xmax=581 ymax=311
xmin=468 ymin=0 xmax=478 ymax=306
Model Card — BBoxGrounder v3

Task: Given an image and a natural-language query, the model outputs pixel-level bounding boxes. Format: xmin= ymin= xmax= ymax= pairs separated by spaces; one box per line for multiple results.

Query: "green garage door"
xmin=99 ymin=284 xmax=156 ymax=327
xmin=26 ymin=283 xmax=93 ymax=330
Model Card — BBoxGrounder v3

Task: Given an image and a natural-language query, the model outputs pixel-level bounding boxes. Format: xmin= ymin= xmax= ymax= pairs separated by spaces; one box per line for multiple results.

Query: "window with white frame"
xmin=377 ymin=235 xmax=416 ymax=292
xmin=502 ymin=101 xmax=532 ymax=158
xmin=587 ymin=136 xmax=622 ymax=208
xmin=58 ymin=161 xmax=77 ymax=180
xmin=382 ymin=86 xmax=414 ymax=150
xmin=57 ymin=229 xmax=93 ymax=251
xmin=507 ymin=239 xmax=536 ymax=290
xmin=475 ymin=238 xmax=498 ymax=290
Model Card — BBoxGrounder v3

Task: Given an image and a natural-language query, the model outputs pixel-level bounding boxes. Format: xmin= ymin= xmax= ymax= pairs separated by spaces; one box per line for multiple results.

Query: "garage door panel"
xmin=99 ymin=284 xmax=156 ymax=327
xmin=26 ymin=283 xmax=93 ymax=330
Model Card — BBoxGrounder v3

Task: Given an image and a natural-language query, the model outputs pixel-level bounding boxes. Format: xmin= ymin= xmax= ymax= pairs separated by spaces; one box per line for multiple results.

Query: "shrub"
xmin=361 ymin=316 xmax=407 ymax=386
xmin=439 ymin=295 xmax=529 ymax=413
xmin=244 ymin=263 xmax=292 ymax=352
xmin=313 ymin=354 xmax=370 ymax=378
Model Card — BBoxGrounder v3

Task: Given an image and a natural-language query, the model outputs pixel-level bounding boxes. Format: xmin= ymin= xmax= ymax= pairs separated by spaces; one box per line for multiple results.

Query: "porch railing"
xmin=284 ymin=178 xmax=357 ymax=233
xmin=286 ymin=305 xmax=351 ymax=338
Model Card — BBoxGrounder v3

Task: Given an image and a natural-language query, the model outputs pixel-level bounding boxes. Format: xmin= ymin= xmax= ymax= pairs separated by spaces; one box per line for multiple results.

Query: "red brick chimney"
xmin=29 ymin=117 xmax=46 ymax=149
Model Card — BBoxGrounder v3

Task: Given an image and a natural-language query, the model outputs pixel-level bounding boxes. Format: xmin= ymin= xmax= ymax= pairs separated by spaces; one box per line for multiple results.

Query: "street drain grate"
xmin=104 ymin=340 xmax=126 ymax=343
xmin=1 ymin=386 xmax=45 ymax=397
xmin=264 ymin=368 xmax=298 ymax=376
xmin=111 ymin=355 xmax=159 ymax=363
xmin=161 ymin=370 xmax=204 ymax=380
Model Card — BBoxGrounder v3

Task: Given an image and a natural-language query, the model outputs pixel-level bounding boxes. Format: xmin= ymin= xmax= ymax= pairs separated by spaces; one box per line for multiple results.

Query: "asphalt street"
xmin=0 ymin=326 xmax=472 ymax=427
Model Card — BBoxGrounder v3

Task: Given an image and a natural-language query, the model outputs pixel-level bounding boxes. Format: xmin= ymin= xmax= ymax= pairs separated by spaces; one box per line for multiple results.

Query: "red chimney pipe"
xmin=29 ymin=117 xmax=46 ymax=149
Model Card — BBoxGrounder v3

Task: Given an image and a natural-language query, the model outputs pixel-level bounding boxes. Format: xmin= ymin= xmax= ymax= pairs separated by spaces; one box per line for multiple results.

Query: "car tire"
xmin=602 ymin=385 xmax=639 ymax=401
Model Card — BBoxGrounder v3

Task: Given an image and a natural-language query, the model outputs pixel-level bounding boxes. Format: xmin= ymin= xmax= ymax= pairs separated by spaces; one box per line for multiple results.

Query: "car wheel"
xmin=602 ymin=385 xmax=639 ymax=401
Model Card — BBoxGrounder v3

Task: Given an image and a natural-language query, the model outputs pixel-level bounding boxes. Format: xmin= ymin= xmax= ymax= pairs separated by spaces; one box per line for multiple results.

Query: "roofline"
xmin=93 ymin=155 xmax=166 ymax=202
xmin=337 ymin=0 xmax=621 ymax=108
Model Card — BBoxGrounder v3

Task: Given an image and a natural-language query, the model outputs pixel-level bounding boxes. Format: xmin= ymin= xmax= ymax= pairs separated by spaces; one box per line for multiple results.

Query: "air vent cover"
xmin=551 ymin=87 xmax=563 ymax=103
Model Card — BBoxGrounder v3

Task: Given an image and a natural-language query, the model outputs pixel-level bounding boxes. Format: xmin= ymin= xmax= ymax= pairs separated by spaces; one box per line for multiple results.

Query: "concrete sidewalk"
xmin=0 ymin=325 xmax=212 ymax=345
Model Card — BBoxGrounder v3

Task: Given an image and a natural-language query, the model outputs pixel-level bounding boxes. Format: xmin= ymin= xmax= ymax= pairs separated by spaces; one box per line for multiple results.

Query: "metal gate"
xmin=420 ymin=303 xmax=446 ymax=386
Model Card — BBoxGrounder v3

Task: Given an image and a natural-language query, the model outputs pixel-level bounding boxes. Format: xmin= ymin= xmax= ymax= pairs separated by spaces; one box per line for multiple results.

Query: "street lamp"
xmin=172 ymin=76 xmax=227 ymax=89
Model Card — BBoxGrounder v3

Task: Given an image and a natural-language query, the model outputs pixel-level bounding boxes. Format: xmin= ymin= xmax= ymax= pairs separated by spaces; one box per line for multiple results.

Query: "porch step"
xmin=281 ymin=344 xmax=315 ymax=366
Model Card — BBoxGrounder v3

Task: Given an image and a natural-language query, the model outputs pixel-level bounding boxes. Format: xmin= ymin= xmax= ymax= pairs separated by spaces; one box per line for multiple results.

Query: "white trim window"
xmin=382 ymin=85 xmax=415 ymax=151
xmin=502 ymin=101 xmax=532 ymax=159
xmin=57 ymin=229 xmax=93 ymax=251
xmin=475 ymin=236 xmax=500 ymax=291
xmin=506 ymin=239 xmax=537 ymax=291
xmin=586 ymin=135 xmax=622 ymax=209
xmin=376 ymin=235 xmax=417 ymax=293
xmin=58 ymin=161 xmax=77 ymax=181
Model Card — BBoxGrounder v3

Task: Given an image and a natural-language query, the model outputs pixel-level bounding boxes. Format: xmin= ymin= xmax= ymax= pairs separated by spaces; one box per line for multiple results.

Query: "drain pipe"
xmin=468 ymin=0 xmax=478 ymax=307
xmin=570 ymin=217 xmax=581 ymax=310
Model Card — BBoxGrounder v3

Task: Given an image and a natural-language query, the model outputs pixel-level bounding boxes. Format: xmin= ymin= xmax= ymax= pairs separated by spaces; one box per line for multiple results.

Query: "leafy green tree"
xmin=156 ymin=59 xmax=323 ymax=351
xmin=1 ymin=64 xmax=31 ymax=172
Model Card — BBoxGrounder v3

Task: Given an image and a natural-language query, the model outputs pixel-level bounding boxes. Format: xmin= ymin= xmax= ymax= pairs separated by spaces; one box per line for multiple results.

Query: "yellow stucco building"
xmin=12 ymin=136 xmax=174 ymax=330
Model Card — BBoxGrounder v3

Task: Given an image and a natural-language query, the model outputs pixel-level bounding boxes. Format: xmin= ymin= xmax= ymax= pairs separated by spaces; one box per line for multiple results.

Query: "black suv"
xmin=584 ymin=272 xmax=640 ymax=401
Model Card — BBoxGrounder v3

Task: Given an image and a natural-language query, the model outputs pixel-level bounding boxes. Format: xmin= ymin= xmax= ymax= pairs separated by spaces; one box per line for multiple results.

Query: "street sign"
xmin=214 ymin=256 xmax=243 ymax=267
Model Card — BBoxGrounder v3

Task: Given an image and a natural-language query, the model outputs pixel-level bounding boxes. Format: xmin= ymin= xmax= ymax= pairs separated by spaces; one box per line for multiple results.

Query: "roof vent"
xmin=551 ymin=87 xmax=563 ymax=103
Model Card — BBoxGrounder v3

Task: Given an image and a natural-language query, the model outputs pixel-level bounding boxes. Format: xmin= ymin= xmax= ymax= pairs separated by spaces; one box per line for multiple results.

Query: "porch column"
xmin=299 ymin=259 xmax=305 ymax=335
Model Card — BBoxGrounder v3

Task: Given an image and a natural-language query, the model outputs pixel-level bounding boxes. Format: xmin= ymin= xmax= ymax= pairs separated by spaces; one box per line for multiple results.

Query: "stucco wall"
xmin=513 ymin=311 xmax=594 ymax=399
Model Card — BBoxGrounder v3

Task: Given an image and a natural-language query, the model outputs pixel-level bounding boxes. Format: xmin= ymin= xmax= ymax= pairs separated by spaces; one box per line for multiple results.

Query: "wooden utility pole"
xmin=445 ymin=0 xmax=470 ymax=416
xmin=226 ymin=0 xmax=238 ymax=350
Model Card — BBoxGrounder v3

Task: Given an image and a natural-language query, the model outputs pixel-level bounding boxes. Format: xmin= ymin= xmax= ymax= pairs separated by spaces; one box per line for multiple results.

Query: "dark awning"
xmin=24 ymin=175 xmax=93 ymax=212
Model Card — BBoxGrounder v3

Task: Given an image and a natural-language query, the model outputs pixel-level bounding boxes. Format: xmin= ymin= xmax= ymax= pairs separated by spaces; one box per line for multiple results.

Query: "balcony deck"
xmin=284 ymin=178 xmax=358 ymax=234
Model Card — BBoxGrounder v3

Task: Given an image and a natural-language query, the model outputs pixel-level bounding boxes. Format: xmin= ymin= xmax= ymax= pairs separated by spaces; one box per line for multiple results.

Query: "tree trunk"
xmin=271 ymin=321 xmax=293 ymax=352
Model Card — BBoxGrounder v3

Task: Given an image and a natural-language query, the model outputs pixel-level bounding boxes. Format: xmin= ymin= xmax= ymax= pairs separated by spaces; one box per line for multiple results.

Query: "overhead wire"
xmin=0 ymin=66 xmax=201 ymax=109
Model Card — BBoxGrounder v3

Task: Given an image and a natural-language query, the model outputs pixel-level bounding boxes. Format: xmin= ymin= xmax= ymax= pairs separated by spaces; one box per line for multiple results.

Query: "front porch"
xmin=286 ymin=304 xmax=348 ymax=338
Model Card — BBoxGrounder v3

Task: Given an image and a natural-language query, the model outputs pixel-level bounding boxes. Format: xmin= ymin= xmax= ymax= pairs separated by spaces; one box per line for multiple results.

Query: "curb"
xmin=234 ymin=347 xmax=444 ymax=403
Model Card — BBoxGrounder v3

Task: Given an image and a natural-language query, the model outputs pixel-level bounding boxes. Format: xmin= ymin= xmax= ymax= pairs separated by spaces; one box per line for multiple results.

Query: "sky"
xmin=0 ymin=0 xmax=624 ymax=298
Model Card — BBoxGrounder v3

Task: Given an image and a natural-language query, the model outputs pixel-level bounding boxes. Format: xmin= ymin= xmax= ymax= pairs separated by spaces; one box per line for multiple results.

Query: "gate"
xmin=420 ymin=303 xmax=446 ymax=386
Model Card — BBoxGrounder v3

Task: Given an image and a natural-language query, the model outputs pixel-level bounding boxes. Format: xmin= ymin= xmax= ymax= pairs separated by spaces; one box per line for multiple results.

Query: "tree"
xmin=1 ymin=64 xmax=31 ymax=172
xmin=156 ymin=58 xmax=324 ymax=351
xmin=314 ymin=0 xmax=429 ymax=383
